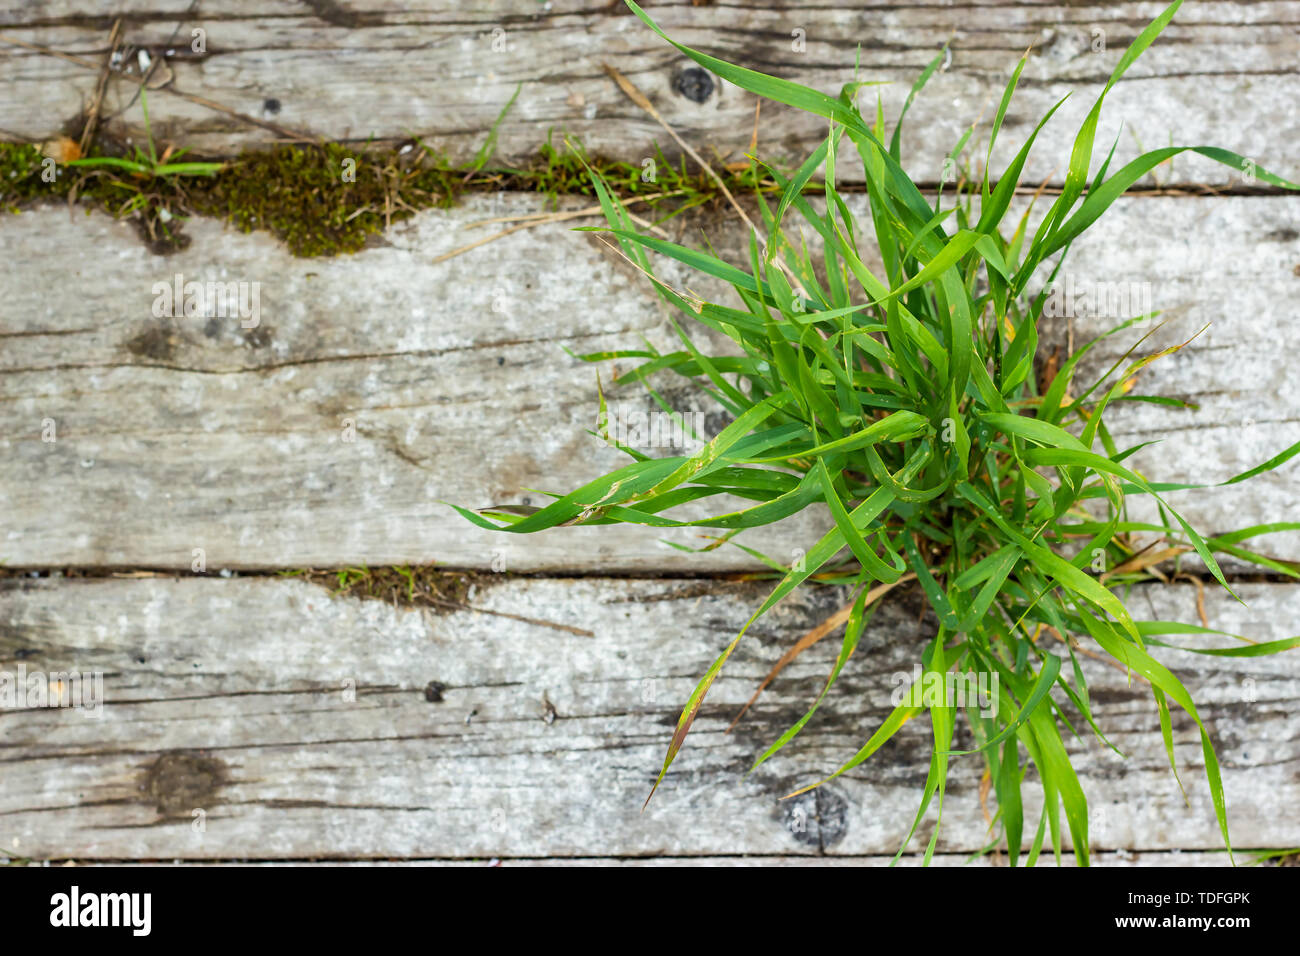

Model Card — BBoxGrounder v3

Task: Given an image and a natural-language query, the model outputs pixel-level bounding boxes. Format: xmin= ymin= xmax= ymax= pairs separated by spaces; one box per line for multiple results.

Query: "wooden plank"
xmin=3 ymin=194 xmax=1298 ymax=569
xmin=0 ymin=574 xmax=1296 ymax=860
xmin=2 ymin=2 xmax=1298 ymax=187
xmin=67 ymin=852 xmax=1244 ymax=866
xmin=424 ymin=851 xmax=1241 ymax=866
xmin=0 ymin=193 xmax=833 ymax=571
xmin=428 ymin=850 xmax=1244 ymax=866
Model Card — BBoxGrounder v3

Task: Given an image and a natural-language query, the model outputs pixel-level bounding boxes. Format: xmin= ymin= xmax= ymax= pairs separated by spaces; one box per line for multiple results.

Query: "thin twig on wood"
xmin=463 ymin=193 xmax=671 ymax=229
xmin=600 ymin=62 xmax=810 ymax=296
xmin=78 ymin=19 xmax=122 ymax=155
xmin=433 ymin=199 xmax=667 ymax=264
xmin=421 ymin=596 xmax=594 ymax=637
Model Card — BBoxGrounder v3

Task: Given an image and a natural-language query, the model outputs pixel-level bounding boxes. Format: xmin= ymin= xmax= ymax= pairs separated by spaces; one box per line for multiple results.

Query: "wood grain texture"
xmin=67 ymin=852 xmax=1244 ymax=866
xmin=2 ymin=194 xmax=1298 ymax=570
xmin=0 ymin=574 xmax=1295 ymax=861
xmin=418 ymin=851 xmax=1241 ymax=866
xmin=0 ymin=193 xmax=833 ymax=571
xmin=4 ymin=0 xmax=1298 ymax=869
xmin=1 ymin=1 xmax=1297 ymax=187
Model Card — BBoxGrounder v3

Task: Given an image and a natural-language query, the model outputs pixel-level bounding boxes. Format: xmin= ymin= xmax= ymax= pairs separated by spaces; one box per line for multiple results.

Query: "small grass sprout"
xmin=66 ymin=88 xmax=225 ymax=216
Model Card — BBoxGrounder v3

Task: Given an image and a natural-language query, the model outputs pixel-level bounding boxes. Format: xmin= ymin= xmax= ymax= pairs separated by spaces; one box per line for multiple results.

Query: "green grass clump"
xmin=457 ymin=0 xmax=1300 ymax=865
xmin=67 ymin=89 xmax=226 ymax=184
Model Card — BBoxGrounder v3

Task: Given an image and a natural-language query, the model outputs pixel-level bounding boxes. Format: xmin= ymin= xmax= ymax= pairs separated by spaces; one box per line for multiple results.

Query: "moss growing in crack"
xmin=186 ymin=142 xmax=461 ymax=256
xmin=283 ymin=564 xmax=495 ymax=612
xmin=1 ymin=143 xmax=59 ymax=208
xmin=2 ymin=139 xmax=208 ymax=252
xmin=0 ymin=138 xmax=463 ymax=256
xmin=0 ymin=135 xmax=775 ymax=257
xmin=498 ymin=133 xmax=774 ymax=222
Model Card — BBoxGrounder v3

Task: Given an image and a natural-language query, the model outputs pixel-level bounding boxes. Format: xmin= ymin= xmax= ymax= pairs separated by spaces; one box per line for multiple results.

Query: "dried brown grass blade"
xmin=1101 ymin=545 xmax=1189 ymax=581
xmin=727 ymin=574 xmax=915 ymax=731
xmin=79 ymin=19 xmax=122 ymax=154
xmin=601 ymin=63 xmax=755 ymax=231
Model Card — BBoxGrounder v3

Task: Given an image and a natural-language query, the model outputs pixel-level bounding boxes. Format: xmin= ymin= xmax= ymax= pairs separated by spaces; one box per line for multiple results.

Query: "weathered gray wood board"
xmin=1 ymin=575 xmax=1295 ymax=861
xmin=3 ymin=194 xmax=1298 ymax=569
xmin=3 ymin=2 xmax=1298 ymax=187
xmin=3 ymin=0 xmax=1299 ymax=869
xmin=408 ymin=851 xmax=1237 ymax=866
xmin=76 ymin=851 xmax=1241 ymax=866
xmin=0 ymin=195 xmax=833 ymax=571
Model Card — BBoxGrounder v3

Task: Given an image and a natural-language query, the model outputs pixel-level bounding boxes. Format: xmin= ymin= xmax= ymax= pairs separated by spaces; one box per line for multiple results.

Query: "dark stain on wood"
xmin=142 ymin=751 xmax=226 ymax=818
xmin=814 ymin=785 xmax=849 ymax=849
xmin=674 ymin=66 xmax=715 ymax=103
xmin=781 ymin=789 xmax=820 ymax=847
xmin=242 ymin=324 xmax=273 ymax=349
xmin=302 ymin=0 xmax=383 ymax=30
xmin=123 ymin=322 xmax=181 ymax=362
xmin=777 ymin=782 xmax=848 ymax=850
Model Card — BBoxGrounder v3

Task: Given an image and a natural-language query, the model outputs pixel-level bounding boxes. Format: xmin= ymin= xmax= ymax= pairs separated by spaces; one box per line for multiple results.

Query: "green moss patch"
xmin=1 ymin=135 xmax=769 ymax=257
